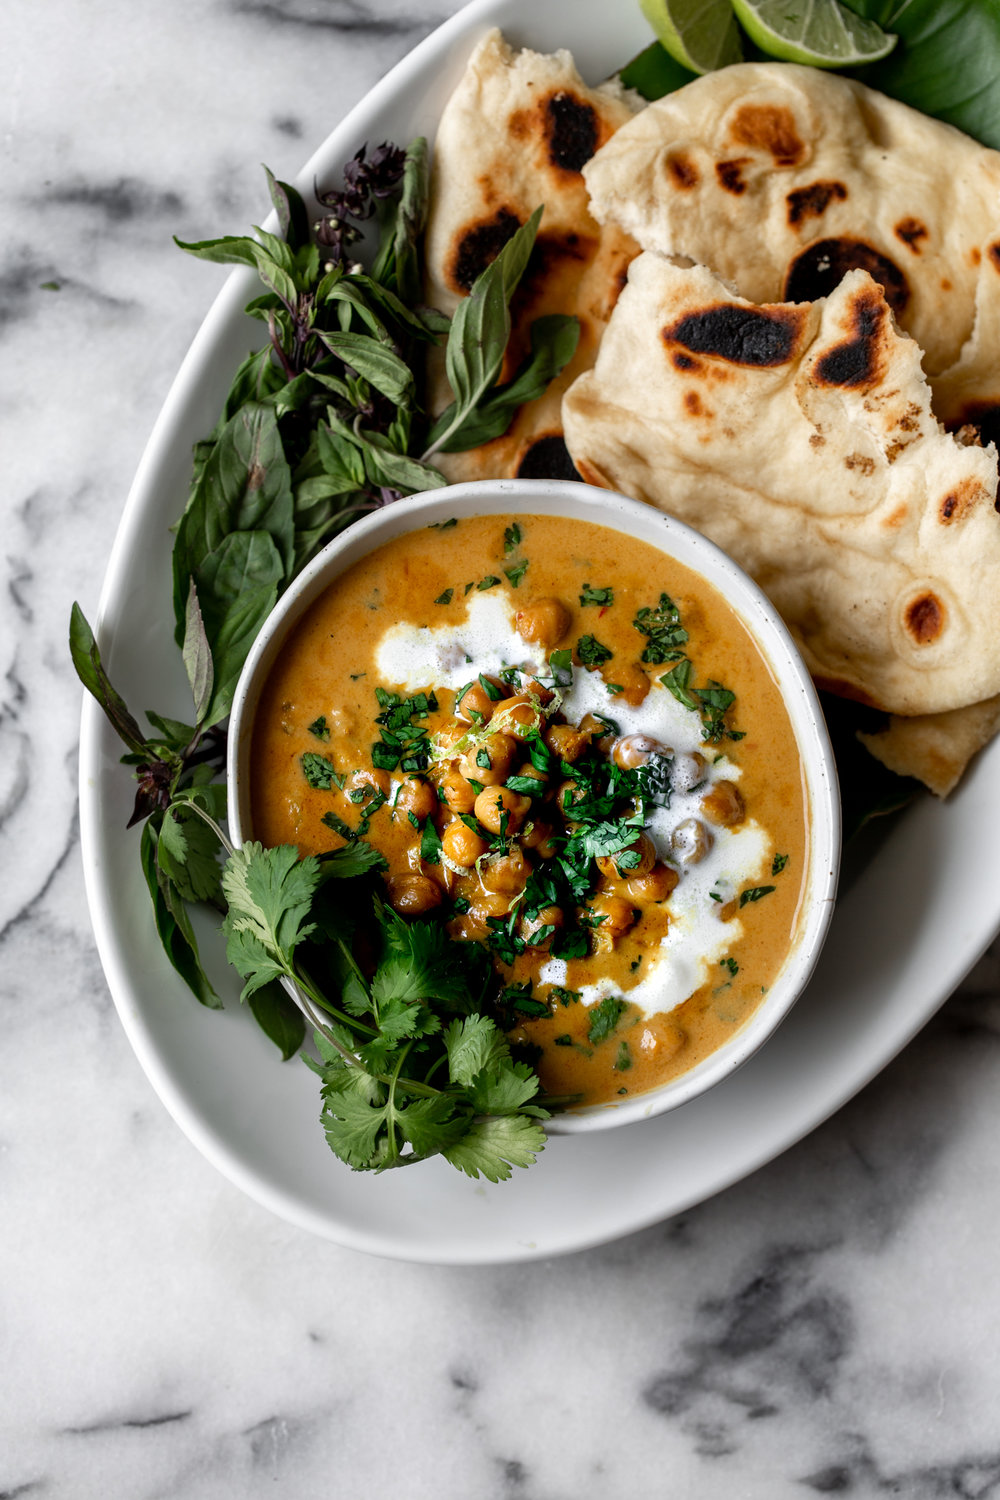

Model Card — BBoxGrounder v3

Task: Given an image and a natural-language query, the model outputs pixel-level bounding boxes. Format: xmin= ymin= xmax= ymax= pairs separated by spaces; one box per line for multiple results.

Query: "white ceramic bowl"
xmin=228 ymin=478 xmax=841 ymax=1132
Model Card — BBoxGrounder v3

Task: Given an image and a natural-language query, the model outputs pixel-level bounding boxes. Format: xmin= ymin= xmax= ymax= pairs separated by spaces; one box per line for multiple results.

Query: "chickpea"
xmin=700 ymin=779 xmax=745 ymax=828
xmin=474 ymin=785 xmax=531 ymax=835
xmin=461 ymin=889 xmax=516 ymax=941
xmin=455 ymin=676 xmax=505 ymax=725
xmin=670 ymin=817 xmax=712 ymax=865
xmin=596 ymin=831 xmax=656 ymax=882
xmin=345 ymin=766 xmax=391 ymax=799
xmin=520 ymin=819 xmax=559 ymax=859
xmin=671 ymin=750 xmax=706 ymax=792
xmin=639 ymin=1020 xmax=686 ymax=1062
xmin=521 ymin=905 xmax=564 ymax=950
xmin=439 ymin=767 xmax=476 ymax=814
xmin=591 ymin=894 xmax=637 ymax=944
xmin=625 ymin=862 xmax=680 ymax=905
xmin=394 ymin=777 xmax=438 ymax=821
xmin=459 ymin=732 xmax=518 ymax=787
xmin=554 ymin=779 xmax=585 ymax=818
xmin=545 ymin=720 xmax=593 ymax=764
xmin=515 ymin=597 xmax=571 ymax=649
xmin=441 ymin=819 xmax=489 ymax=868
xmin=526 ymin=679 xmax=556 ymax=708
xmin=434 ymin=722 xmax=468 ymax=755
xmin=480 ymin=848 xmax=531 ymax=895
xmin=612 ymin=734 xmax=670 ymax=770
xmin=491 ymin=694 xmax=543 ymax=741
xmin=385 ymin=872 xmax=442 ymax=917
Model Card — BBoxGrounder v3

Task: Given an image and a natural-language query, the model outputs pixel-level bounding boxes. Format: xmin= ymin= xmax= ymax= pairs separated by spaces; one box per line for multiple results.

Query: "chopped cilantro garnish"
xmin=429 ymin=517 xmax=457 ymax=530
xmin=476 ymin=574 xmax=501 ymax=591
xmin=577 ymin=634 xmax=613 ymax=668
xmin=434 ymin=588 xmax=454 ymax=605
xmin=587 ymin=995 xmax=627 ymax=1044
xmin=739 ymin=885 xmax=776 ymax=907
xmin=614 ymin=1041 xmax=632 ymax=1071
xmin=504 ymin=522 xmax=522 ymax=554
xmin=301 ymin=752 xmax=339 ymax=790
xmin=772 ymin=852 xmax=789 ymax=875
xmin=504 ymin=560 xmax=529 ymax=588
xmin=307 ymin=716 xmax=330 ymax=741
xmin=720 ymin=956 xmax=739 ymax=976
xmin=633 ymin=593 xmax=688 ymax=663
xmin=580 ymin=583 xmax=614 ymax=607
xmin=420 ymin=819 xmax=442 ymax=866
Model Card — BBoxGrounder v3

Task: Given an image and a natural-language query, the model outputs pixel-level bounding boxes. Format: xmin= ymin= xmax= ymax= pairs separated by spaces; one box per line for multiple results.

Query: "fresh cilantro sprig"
xmin=222 ymin=843 xmax=548 ymax=1178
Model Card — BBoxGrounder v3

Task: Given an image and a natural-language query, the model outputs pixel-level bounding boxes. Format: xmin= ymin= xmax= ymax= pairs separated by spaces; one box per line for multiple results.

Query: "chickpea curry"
xmin=249 ymin=513 xmax=809 ymax=1107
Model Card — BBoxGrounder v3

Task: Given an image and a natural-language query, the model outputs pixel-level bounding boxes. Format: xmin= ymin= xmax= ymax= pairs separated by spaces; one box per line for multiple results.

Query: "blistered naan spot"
xmin=729 ymin=103 xmax=805 ymax=166
xmin=545 ymin=91 xmax=598 ymax=173
xmin=894 ymin=216 xmax=929 ymax=253
xmin=451 ymin=208 xmax=521 ymax=292
xmin=940 ymin=477 xmax=988 ymax=523
xmin=516 ymin=433 xmax=581 ymax=481
xmin=989 ymin=243 xmax=1000 ymax=272
xmin=666 ymin=151 xmax=700 ymax=189
xmin=716 ymin=159 xmax=748 ymax=195
xmin=904 ymin=592 xmax=945 ymax=644
xmin=663 ymin=303 xmax=809 ymax=367
xmin=784 ymin=237 xmax=909 ymax=320
xmin=786 ymin=180 xmax=847 ymax=227
xmin=812 ymin=284 xmax=888 ymax=389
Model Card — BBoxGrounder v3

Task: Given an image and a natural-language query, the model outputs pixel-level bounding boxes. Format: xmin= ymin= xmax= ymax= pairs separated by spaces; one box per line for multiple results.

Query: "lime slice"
xmin=731 ymin=0 xmax=897 ymax=67
xmin=639 ymin=0 xmax=744 ymax=75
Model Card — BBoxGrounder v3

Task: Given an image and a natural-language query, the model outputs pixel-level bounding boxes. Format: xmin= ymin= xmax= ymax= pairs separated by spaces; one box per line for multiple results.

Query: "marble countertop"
xmin=6 ymin=1 xmax=1000 ymax=1494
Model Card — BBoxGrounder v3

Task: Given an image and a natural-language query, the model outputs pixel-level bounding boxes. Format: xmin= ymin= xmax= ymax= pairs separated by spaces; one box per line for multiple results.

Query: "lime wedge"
xmin=639 ymin=0 xmax=744 ymax=75
xmin=731 ymin=0 xmax=897 ymax=67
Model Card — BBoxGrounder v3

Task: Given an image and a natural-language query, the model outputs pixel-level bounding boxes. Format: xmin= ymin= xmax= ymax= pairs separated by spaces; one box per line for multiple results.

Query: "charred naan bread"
xmin=562 ymin=256 xmax=1000 ymax=719
xmin=423 ymin=28 xmax=641 ymax=482
xmin=581 ymin=62 xmax=1000 ymax=447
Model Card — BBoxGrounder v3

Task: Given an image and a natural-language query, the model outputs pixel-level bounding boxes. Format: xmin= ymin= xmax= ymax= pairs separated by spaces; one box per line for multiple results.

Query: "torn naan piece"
xmin=581 ymin=62 xmax=1000 ymax=446
xmin=423 ymin=28 xmax=641 ymax=482
xmin=562 ymin=256 xmax=1000 ymax=719
xmin=858 ymin=695 xmax=1000 ymax=799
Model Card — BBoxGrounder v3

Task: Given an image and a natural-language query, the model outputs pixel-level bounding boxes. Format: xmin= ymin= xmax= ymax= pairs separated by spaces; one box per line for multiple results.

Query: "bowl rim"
xmin=227 ymin=478 xmax=842 ymax=1131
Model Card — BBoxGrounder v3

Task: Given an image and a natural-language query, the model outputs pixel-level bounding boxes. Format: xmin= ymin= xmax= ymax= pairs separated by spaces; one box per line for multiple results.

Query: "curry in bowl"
xmin=242 ymin=497 xmax=827 ymax=1113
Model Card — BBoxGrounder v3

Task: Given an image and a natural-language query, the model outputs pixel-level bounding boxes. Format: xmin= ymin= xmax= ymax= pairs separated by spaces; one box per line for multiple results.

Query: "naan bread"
xmin=562 ymin=255 xmax=1000 ymax=718
xmin=423 ymin=28 xmax=641 ymax=482
xmin=581 ymin=62 xmax=1000 ymax=444
xmin=858 ymin=695 xmax=1000 ymax=799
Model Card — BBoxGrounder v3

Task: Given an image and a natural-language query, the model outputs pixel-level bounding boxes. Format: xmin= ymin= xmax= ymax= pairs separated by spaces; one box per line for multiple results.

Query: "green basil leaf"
xmin=248 ymin=979 xmax=307 ymax=1059
xmin=435 ymin=313 xmax=580 ymax=453
xmin=318 ymin=330 xmax=415 ymax=406
xmin=194 ymin=529 xmax=283 ymax=728
xmin=423 ymin=207 xmax=543 ymax=458
xmin=139 ymin=820 xmax=222 ymax=1009
xmin=182 ymin=580 xmax=214 ymax=725
xmin=172 ymin=402 xmax=294 ymax=641
xmin=69 ymin=603 xmax=150 ymax=757
xmin=263 ymin=166 xmax=311 ymax=252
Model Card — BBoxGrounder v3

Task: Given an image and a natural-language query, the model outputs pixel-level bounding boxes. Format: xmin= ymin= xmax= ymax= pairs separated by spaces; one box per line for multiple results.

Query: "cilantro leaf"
xmin=587 ymin=995 xmax=628 ymax=1045
xmin=442 ymin=1114 xmax=548 ymax=1182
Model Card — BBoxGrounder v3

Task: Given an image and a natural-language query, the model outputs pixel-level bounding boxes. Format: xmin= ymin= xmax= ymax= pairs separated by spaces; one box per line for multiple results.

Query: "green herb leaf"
xmin=587 ymin=996 xmax=628 ymax=1045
